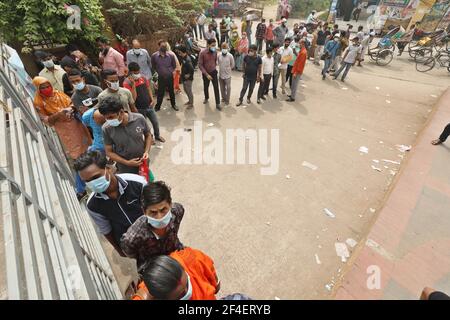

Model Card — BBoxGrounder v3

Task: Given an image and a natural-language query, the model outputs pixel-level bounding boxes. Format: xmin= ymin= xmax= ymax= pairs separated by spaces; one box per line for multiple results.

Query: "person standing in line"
xmin=314 ymin=23 xmax=327 ymax=65
xmin=96 ymin=37 xmax=127 ymax=85
xmin=217 ymin=42 xmax=235 ymax=106
xmin=235 ymin=32 xmax=249 ymax=71
xmin=126 ymin=39 xmax=153 ymax=80
xmin=178 ymin=46 xmax=195 ymax=110
xmin=271 ymin=43 xmax=282 ymax=99
xmin=321 ymin=35 xmax=341 ymax=80
xmin=236 ymin=45 xmax=262 ymax=106
xmin=357 ymin=32 xmax=375 ymax=67
xmin=199 ymin=38 xmax=222 ymax=111
xmin=255 ymin=18 xmax=267 ymax=55
xmin=98 ymin=69 xmax=138 ymax=113
xmin=273 ymin=18 xmax=289 ymax=46
xmin=123 ymin=62 xmax=165 ymax=143
xmin=151 ymin=40 xmax=179 ymax=112
xmin=356 ymin=25 xmax=365 ymax=43
xmin=190 ymin=15 xmax=198 ymax=40
xmin=265 ymin=19 xmax=275 ymax=49
xmin=287 ymin=40 xmax=307 ymax=103
xmin=330 ymin=31 xmax=349 ymax=72
xmin=197 ymin=13 xmax=207 ymax=40
xmin=245 ymin=16 xmax=253 ymax=47
xmin=210 ymin=15 xmax=220 ymax=45
xmin=205 ymin=24 xmax=217 ymax=42
xmin=220 ymin=18 xmax=229 ymax=45
xmin=39 ymin=53 xmax=66 ymax=92
xmin=257 ymin=48 xmax=274 ymax=104
xmin=333 ymin=37 xmax=362 ymax=82
xmin=277 ymin=37 xmax=293 ymax=95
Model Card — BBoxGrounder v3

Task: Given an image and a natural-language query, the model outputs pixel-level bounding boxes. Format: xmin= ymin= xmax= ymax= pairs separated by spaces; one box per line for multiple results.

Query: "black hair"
xmin=158 ymin=39 xmax=167 ymax=46
xmin=207 ymin=38 xmax=217 ymax=45
xmin=284 ymin=37 xmax=292 ymax=42
xmin=65 ymin=44 xmax=78 ymax=54
xmin=249 ymin=44 xmax=257 ymax=51
xmin=96 ymin=36 xmax=109 ymax=44
xmin=142 ymin=181 xmax=172 ymax=208
xmin=178 ymin=45 xmax=187 ymax=54
xmin=101 ymin=69 xmax=118 ymax=80
xmin=141 ymin=256 xmax=183 ymax=300
xmin=60 ymin=56 xmax=78 ymax=69
xmin=67 ymin=68 xmax=82 ymax=78
xmin=334 ymin=24 xmax=339 ymax=29
xmin=128 ymin=62 xmax=140 ymax=72
xmin=272 ymin=43 xmax=280 ymax=49
xmin=43 ymin=52 xmax=53 ymax=59
xmin=266 ymin=47 xmax=273 ymax=54
xmin=98 ymin=96 xmax=124 ymax=116
xmin=358 ymin=26 xmax=363 ymax=31
xmin=74 ymin=150 xmax=107 ymax=172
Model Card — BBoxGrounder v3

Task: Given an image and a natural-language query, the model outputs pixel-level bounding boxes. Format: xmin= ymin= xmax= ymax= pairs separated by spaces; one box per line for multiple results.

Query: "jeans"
xmin=256 ymin=38 xmax=264 ymax=53
xmin=239 ymin=77 xmax=257 ymax=101
xmin=286 ymin=65 xmax=293 ymax=88
xmin=202 ymin=70 xmax=221 ymax=106
xmin=334 ymin=62 xmax=353 ymax=80
xmin=272 ymin=72 xmax=280 ymax=96
xmin=258 ymin=74 xmax=272 ymax=99
xmin=198 ymin=25 xmax=205 ymax=39
xmin=330 ymin=55 xmax=341 ymax=71
xmin=291 ymin=75 xmax=301 ymax=100
xmin=235 ymin=54 xmax=246 ymax=71
xmin=183 ymin=80 xmax=194 ymax=104
xmin=439 ymin=124 xmax=450 ymax=142
xmin=221 ymin=32 xmax=229 ymax=46
xmin=219 ymin=77 xmax=232 ymax=103
xmin=322 ymin=58 xmax=333 ymax=76
xmin=156 ymin=75 xmax=176 ymax=108
xmin=138 ymin=108 xmax=161 ymax=139
xmin=266 ymin=40 xmax=274 ymax=49
xmin=314 ymin=45 xmax=324 ymax=64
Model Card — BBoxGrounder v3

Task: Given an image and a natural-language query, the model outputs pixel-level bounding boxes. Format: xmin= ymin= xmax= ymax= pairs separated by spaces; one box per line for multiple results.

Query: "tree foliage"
xmin=103 ymin=0 xmax=210 ymax=38
xmin=0 ymin=0 xmax=105 ymax=52
xmin=291 ymin=0 xmax=332 ymax=18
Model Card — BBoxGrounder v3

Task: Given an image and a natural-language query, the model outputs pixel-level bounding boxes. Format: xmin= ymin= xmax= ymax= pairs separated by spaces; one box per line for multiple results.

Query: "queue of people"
xmin=30 ymin=12 xmax=378 ymax=300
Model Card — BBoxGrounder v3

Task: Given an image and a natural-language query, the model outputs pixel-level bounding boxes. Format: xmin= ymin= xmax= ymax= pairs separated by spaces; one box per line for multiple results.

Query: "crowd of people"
xmin=30 ymin=11 xmax=380 ymax=300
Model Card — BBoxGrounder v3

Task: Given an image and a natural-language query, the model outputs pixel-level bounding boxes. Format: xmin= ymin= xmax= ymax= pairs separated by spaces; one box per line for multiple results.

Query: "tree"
xmin=291 ymin=0 xmax=332 ymax=19
xmin=102 ymin=0 xmax=210 ymax=38
xmin=0 ymin=0 xmax=105 ymax=52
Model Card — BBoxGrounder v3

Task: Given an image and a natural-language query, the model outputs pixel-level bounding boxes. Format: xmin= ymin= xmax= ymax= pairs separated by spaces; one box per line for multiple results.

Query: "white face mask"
xmin=107 ymin=80 xmax=120 ymax=91
xmin=132 ymin=73 xmax=141 ymax=79
xmin=43 ymin=60 xmax=55 ymax=69
xmin=147 ymin=209 xmax=172 ymax=229
xmin=179 ymin=274 xmax=193 ymax=300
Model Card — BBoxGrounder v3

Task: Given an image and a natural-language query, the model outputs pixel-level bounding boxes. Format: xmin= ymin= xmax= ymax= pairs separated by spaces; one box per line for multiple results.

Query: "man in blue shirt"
xmin=322 ymin=35 xmax=341 ymax=80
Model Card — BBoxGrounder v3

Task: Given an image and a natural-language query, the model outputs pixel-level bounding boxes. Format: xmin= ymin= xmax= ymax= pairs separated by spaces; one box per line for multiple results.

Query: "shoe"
xmin=184 ymin=102 xmax=191 ymax=106
xmin=286 ymin=97 xmax=295 ymax=102
xmin=186 ymin=104 xmax=194 ymax=109
xmin=341 ymin=79 xmax=345 ymax=82
xmin=155 ymin=106 xmax=161 ymax=112
xmin=203 ymin=99 xmax=209 ymax=104
xmin=261 ymin=96 xmax=266 ymax=101
xmin=332 ymin=77 xmax=337 ymax=80
xmin=273 ymin=94 xmax=277 ymax=99
xmin=156 ymin=136 xmax=166 ymax=143
xmin=216 ymin=104 xmax=222 ymax=111
xmin=247 ymin=98 xmax=251 ymax=104
xmin=77 ymin=191 xmax=87 ymax=201
xmin=236 ymin=100 xmax=243 ymax=107
xmin=322 ymin=75 xmax=326 ymax=80
xmin=225 ymin=101 xmax=230 ymax=105
xmin=172 ymin=105 xmax=179 ymax=111
xmin=257 ymin=99 xmax=261 ymax=104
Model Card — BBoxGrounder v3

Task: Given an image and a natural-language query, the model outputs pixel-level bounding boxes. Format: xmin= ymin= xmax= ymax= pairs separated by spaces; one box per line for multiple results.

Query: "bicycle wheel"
xmin=416 ymin=57 xmax=435 ymax=72
xmin=376 ymin=49 xmax=394 ymax=66
xmin=414 ymin=48 xmax=433 ymax=62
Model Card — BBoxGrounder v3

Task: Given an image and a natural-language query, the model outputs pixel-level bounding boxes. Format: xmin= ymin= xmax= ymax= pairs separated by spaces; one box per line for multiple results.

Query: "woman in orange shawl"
xmin=32 ymin=76 xmax=91 ymax=160
xmin=132 ymin=247 xmax=220 ymax=300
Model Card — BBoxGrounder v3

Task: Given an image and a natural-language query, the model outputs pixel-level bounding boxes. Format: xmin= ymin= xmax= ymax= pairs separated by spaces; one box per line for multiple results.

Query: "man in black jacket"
xmin=178 ymin=46 xmax=195 ymax=109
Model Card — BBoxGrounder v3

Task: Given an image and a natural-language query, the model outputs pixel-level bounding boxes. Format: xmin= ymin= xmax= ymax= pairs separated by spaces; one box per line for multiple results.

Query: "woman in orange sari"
xmin=132 ymin=247 xmax=220 ymax=300
xmin=33 ymin=76 xmax=91 ymax=198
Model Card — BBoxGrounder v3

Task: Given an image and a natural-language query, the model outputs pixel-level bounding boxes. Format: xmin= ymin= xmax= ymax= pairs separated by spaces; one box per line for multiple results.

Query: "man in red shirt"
xmin=265 ymin=19 xmax=275 ymax=49
xmin=287 ymin=40 xmax=307 ymax=103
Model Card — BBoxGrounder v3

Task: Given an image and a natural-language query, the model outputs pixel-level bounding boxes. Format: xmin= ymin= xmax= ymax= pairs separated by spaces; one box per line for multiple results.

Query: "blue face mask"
xmin=209 ymin=47 xmax=216 ymax=53
xmin=180 ymin=274 xmax=193 ymax=300
xmin=147 ymin=209 xmax=172 ymax=229
xmin=86 ymin=170 xmax=110 ymax=194
xmin=74 ymin=82 xmax=86 ymax=91
xmin=106 ymin=117 xmax=122 ymax=127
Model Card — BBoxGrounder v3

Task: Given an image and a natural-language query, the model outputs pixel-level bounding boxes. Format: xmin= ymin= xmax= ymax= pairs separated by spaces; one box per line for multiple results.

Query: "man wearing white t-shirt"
xmin=257 ymin=48 xmax=275 ymax=103
xmin=333 ymin=37 xmax=362 ymax=82
xmin=277 ymin=37 xmax=293 ymax=94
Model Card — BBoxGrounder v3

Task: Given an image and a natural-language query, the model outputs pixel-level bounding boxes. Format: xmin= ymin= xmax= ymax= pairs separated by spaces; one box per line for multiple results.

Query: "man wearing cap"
xmin=273 ymin=18 xmax=289 ymax=46
xmin=321 ymin=35 xmax=341 ymax=80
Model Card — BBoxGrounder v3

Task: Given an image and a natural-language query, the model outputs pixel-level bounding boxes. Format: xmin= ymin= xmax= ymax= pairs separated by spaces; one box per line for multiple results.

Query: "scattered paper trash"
xmin=315 ymin=254 xmax=322 ymax=265
xmin=335 ymin=242 xmax=350 ymax=262
xmin=324 ymin=208 xmax=336 ymax=218
xmin=265 ymin=222 xmax=271 ymax=226
xmin=286 ymin=174 xmax=291 ymax=180
xmin=379 ymin=141 xmax=384 ymax=144
xmin=372 ymin=159 xmax=380 ymax=163
xmin=302 ymin=161 xmax=318 ymax=171
xmin=396 ymin=145 xmax=412 ymax=153
xmin=359 ymin=146 xmax=369 ymax=154
xmin=375 ymin=87 xmax=380 ymax=90
xmin=371 ymin=165 xmax=382 ymax=172
xmin=207 ymin=123 xmax=215 ymax=127
xmin=369 ymin=208 xmax=376 ymax=213
xmin=382 ymin=159 xmax=401 ymax=165
xmin=386 ymin=100 xmax=391 ymax=104
xmin=431 ymin=94 xmax=437 ymax=98
xmin=346 ymin=238 xmax=358 ymax=248
xmin=361 ymin=128 xmax=367 ymax=132
xmin=325 ymin=284 xmax=333 ymax=291
xmin=342 ymin=87 xmax=348 ymax=90
xmin=390 ymin=170 xmax=396 ymax=176
xmin=384 ymin=166 xmax=389 ymax=169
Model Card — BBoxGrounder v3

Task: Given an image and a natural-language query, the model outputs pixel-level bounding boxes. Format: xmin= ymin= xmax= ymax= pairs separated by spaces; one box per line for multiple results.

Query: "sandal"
xmin=431 ymin=139 xmax=443 ymax=145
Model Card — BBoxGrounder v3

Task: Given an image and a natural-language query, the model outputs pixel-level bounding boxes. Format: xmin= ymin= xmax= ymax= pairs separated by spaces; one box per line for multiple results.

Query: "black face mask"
xmin=102 ymin=47 xmax=110 ymax=56
xmin=160 ymin=47 xmax=167 ymax=53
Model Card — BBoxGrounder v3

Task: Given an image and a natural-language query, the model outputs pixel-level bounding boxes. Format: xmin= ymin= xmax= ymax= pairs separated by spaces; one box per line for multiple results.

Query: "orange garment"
xmin=132 ymin=247 xmax=218 ymax=300
xmin=33 ymin=77 xmax=91 ymax=160
xmin=174 ymin=70 xmax=181 ymax=92
xmin=292 ymin=47 xmax=307 ymax=76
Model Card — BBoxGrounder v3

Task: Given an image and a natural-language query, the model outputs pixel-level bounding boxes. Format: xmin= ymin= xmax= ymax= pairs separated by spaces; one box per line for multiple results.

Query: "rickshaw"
xmin=368 ymin=26 xmax=401 ymax=66
xmin=408 ymin=29 xmax=448 ymax=60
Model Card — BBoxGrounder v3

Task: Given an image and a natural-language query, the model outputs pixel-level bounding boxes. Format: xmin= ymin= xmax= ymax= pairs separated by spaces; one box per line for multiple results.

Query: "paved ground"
xmin=336 ymin=88 xmax=450 ymax=300
xmin=103 ymin=5 xmax=450 ymax=299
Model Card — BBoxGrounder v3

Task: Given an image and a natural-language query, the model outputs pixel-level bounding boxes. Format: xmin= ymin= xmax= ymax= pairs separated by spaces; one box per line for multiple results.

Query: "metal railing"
xmin=0 ymin=43 xmax=122 ymax=300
